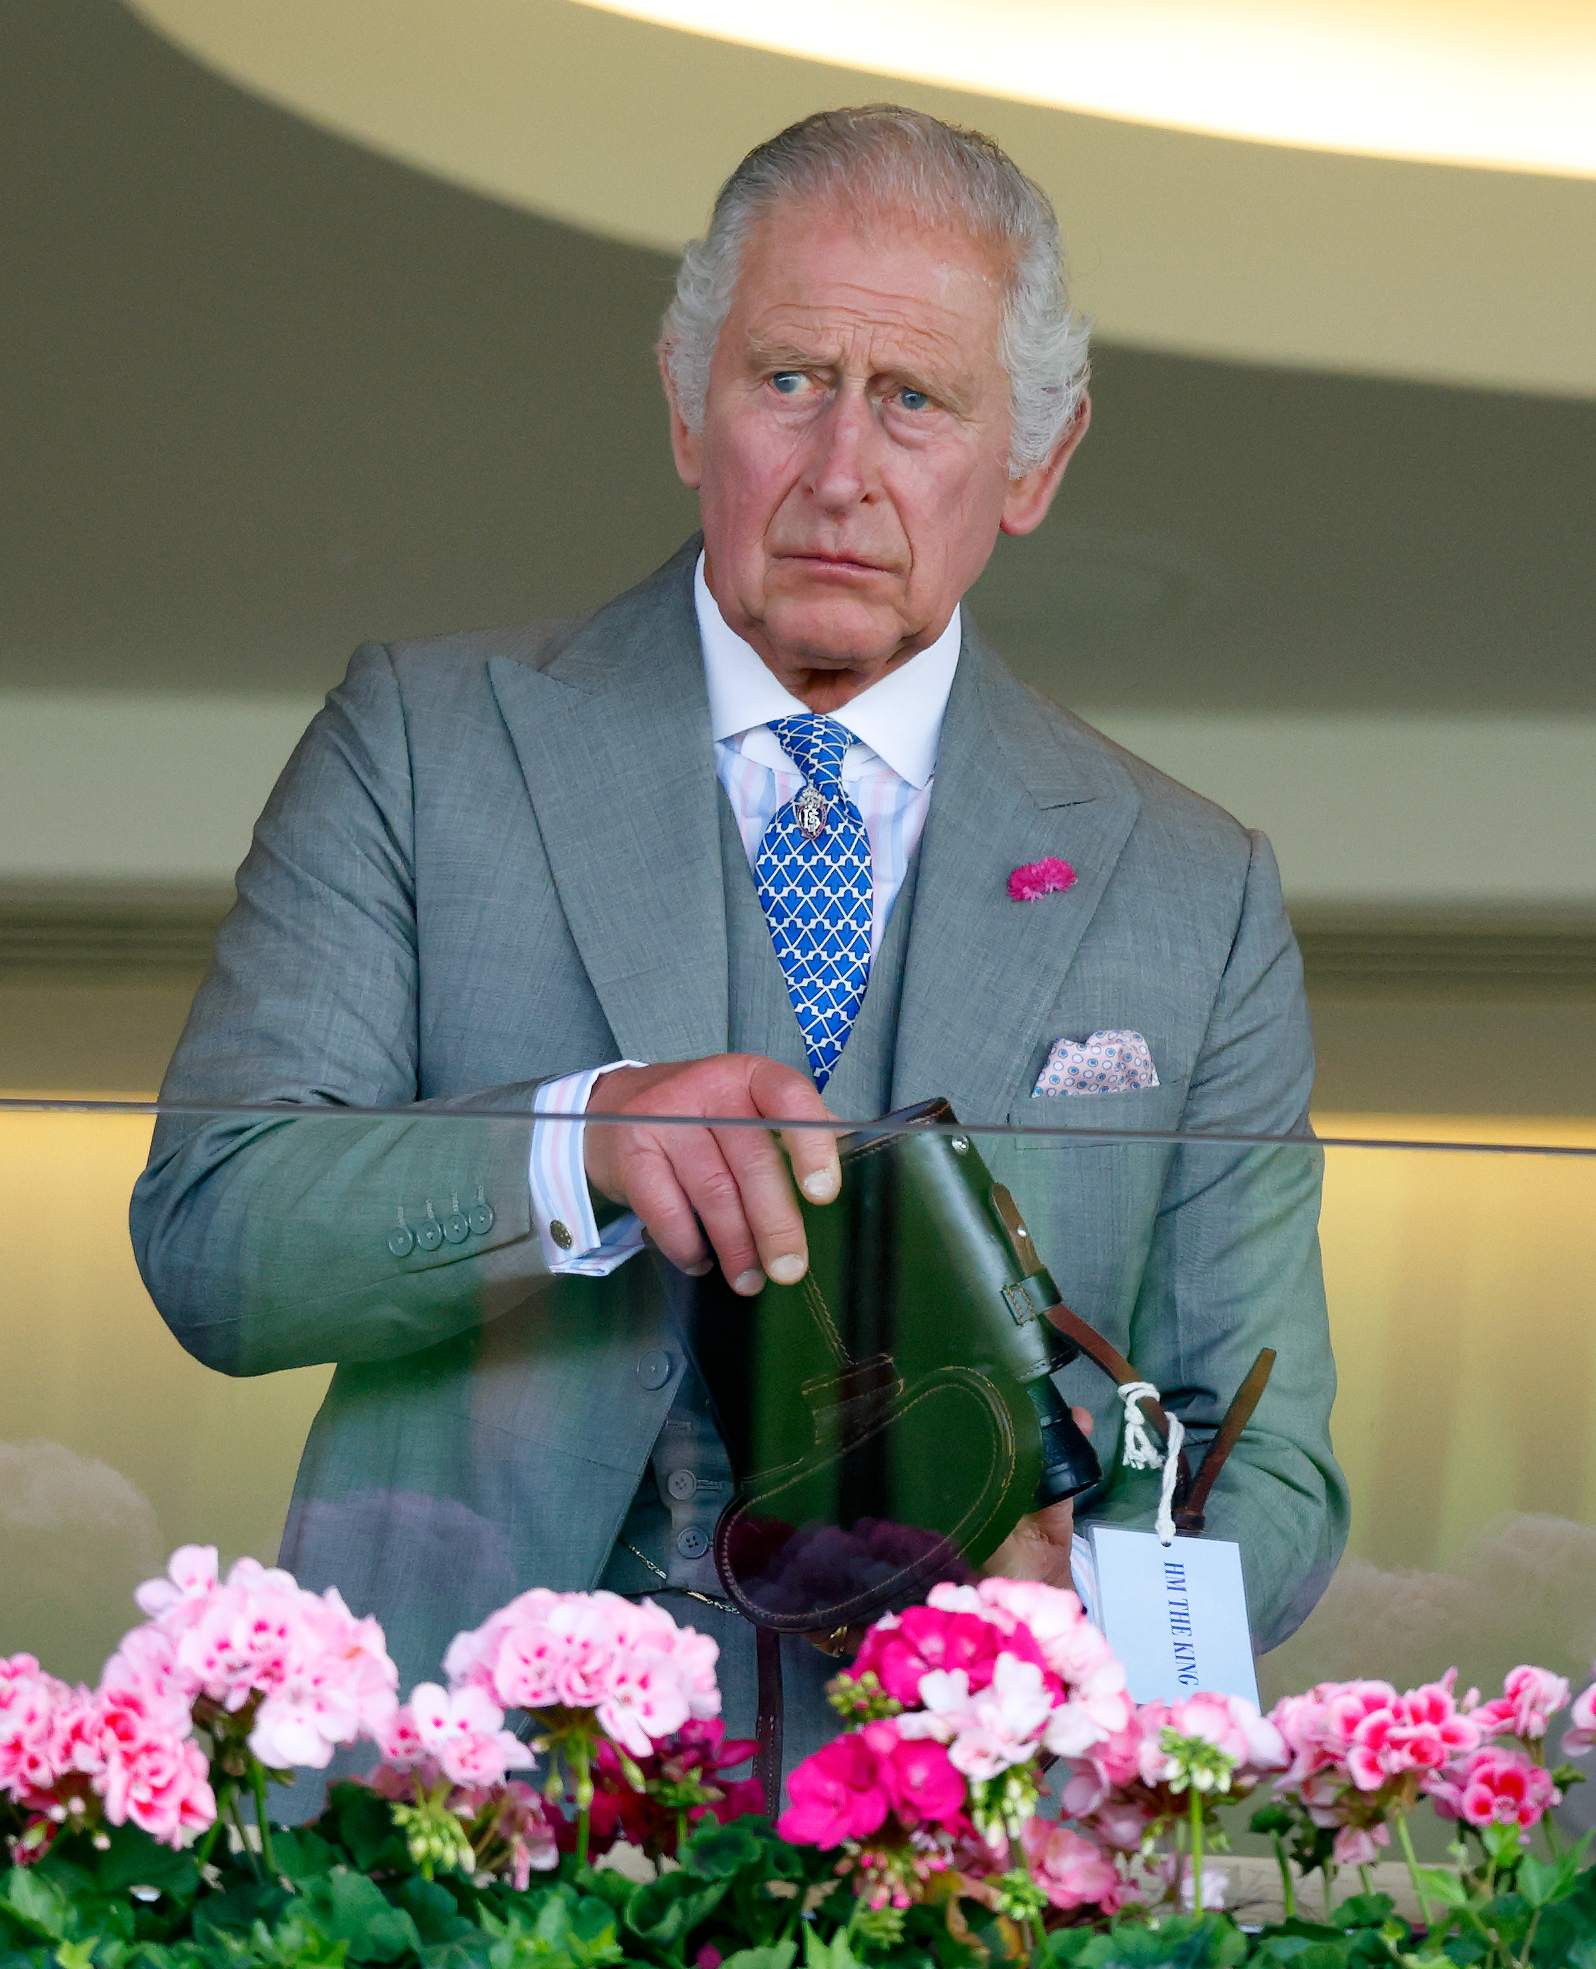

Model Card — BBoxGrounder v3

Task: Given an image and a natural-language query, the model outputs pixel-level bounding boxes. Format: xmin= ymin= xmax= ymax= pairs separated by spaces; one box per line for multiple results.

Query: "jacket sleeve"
xmin=1082 ymin=830 xmax=1350 ymax=1652
xmin=130 ymin=642 xmax=552 ymax=1378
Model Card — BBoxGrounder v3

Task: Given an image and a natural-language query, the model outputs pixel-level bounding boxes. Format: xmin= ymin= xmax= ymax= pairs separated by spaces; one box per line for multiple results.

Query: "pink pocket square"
xmin=1034 ymin=1030 xmax=1159 ymax=1096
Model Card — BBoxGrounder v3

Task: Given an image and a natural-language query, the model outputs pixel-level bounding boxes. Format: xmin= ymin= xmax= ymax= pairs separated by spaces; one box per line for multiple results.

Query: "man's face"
xmin=666 ymin=198 xmax=1085 ymax=709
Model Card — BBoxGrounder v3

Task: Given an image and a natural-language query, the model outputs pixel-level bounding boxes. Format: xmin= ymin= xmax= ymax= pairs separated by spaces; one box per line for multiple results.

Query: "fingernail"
xmin=683 ymin=1260 xmax=714 ymax=1278
xmin=733 ymin=1269 xmax=766 ymax=1296
xmin=801 ymin=1169 xmax=839 ymax=1202
xmin=766 ymin=1253 xmax=806 ymax=1286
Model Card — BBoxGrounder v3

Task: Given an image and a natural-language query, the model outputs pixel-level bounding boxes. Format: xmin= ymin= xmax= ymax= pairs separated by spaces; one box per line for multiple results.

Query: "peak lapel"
xmin=488 ymin=544 xmax=730 ymax=1064
xmin=892 ymin=627 xmax=1141 ymax=1123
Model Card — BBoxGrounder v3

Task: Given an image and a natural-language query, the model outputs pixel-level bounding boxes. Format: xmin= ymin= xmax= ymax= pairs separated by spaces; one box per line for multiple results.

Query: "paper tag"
xmin=1086 ymin=1525 xmax=1259 ymax=1706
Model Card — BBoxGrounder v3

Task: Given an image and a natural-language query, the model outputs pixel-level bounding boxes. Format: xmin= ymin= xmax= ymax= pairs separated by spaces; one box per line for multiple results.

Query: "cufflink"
xmin=549 ymin=1219 xmax=573 ymax=1250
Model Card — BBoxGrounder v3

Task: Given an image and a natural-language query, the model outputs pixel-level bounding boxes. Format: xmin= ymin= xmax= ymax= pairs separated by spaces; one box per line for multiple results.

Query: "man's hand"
xmin=584 ymin=1055 xmax=840 ymax=1295
xmin=982 ymin=1405 xmax=1095 ymax=1590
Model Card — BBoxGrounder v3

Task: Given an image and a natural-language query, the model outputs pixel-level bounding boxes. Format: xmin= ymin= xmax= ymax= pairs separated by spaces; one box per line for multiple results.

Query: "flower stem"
xmin=194 ymin=1785 xmax=231 ymax=1874
xmin=571 ymin=1735 xmax=593 ymax=1869
xmin=1396 ymin=1814 xmax=1435 ymax=1933
xmin=1271 ymin=1832 xmax=1296 ymax=1920
xmin=1189 ymin=1787 xmax=1204 ymax=1912
xmin=227 ymin=1792 xmax=263 ymax=1881
xmin=1515 ymin=1905 xmax=1543 ymax=1969
xmin=1359 ymin=1864 xmax=1374 ymax=1898
xmin=249 ymin=1760 xmax=278 ymax=1878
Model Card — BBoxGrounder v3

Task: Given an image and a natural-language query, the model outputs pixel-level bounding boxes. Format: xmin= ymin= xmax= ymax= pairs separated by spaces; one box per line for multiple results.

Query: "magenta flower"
xmin=1008 ymin=856 xmax=1077 ymax=902
xmin=778 ymin=1730 xmax=892 ymax=1846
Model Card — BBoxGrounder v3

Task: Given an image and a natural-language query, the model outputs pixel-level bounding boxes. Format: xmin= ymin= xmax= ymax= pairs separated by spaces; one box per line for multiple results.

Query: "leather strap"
xmin=1042 ymin=1303 xmax=1193 ymax=1500
xmin=752 ymin=1626 xmax=784 ymax=1818
xmin=1172 ymin=1347 xmax=1275 ymax=1533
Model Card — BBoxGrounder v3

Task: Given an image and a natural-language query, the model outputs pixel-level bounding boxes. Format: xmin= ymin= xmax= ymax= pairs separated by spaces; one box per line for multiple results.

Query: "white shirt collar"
xmin=694 ymin=552 xmax=959 ymax=789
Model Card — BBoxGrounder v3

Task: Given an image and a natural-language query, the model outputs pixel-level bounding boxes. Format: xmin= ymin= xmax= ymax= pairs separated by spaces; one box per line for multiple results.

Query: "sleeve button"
xmin=386 ymin=1225 xmax=415 ymax=1258
xmin=442 ymin=1211 xmax=469 ymax=1244
xmin=635 ymin=1351 xmax=671 ymax=1390
xmin=468 ymin=1201 xmax=495 ymax=1235
xmin=415 ymin=1217 xmax=444 ymax=1253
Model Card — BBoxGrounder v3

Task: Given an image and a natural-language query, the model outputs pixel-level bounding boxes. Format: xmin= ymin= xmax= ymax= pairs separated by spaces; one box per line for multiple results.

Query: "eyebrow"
xmin=742 ymin=336 xmax=980 ymax=417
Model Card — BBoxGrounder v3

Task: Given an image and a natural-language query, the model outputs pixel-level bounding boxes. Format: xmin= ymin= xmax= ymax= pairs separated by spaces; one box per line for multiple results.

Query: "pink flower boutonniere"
xmin=1009 ymin=856 xmax=1077 ymax=902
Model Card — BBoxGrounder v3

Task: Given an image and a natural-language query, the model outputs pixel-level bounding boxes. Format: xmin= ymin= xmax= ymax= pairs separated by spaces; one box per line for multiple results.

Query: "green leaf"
xmin=390 ymin=1881 xmax=473 ymax=1951
xmin=1329 ymin=1892 xmax=1393 ymax=1932
xmin=1517 ymin=1845 xmax=1586 ymax=1909
xmin=1413 ymin=1867 xmax=1470 ymax=1910
xmin=0 ymin=1872 xmax=72 ymax=1944
xmin=718 ymin=1944 xmax=797 ymax=1969
xmin=321 ymin=1793 xmax=410 ymax=1881
xmin=291 ymin=1873 xmax=422 ymax=1965
xmin=801 ymin=1931 xmax=860 ymax=1969
xmin=679 ymin=1824 xmax=769 ymax=1883
xmin=623 ymin=1873 xmax=727 ymax=1950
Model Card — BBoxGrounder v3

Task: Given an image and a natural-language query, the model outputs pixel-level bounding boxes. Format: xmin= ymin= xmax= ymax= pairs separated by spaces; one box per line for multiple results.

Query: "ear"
xmin=999 ymin=393 xmax=1091 ymax=537
xmin=659 ymin=346 xmax=704 ymax=491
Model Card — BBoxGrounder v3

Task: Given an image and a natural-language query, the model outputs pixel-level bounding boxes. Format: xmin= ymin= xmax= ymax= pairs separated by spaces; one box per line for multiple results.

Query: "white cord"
xmin=1117 ymin=1380 xmax=1186 ymax=1547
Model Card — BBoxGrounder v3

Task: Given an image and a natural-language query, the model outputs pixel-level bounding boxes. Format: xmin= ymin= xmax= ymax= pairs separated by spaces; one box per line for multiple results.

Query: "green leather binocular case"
xmin=679 ymin=1098 xmax=1103 ymax=1635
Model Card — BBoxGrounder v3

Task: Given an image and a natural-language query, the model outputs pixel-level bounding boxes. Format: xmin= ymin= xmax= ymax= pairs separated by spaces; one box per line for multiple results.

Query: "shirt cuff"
xmin=529 ymin=1061 xmax=646 ymax=1274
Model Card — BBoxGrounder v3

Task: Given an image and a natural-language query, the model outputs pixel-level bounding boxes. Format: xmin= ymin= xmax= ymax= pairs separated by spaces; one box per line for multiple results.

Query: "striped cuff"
xmin=529 ymin=1062 xmax=646 ymax=1274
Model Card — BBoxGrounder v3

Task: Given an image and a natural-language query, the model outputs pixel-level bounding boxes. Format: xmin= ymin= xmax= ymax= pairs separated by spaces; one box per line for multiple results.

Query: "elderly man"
xmin=133 ymin=107 xmax=1347 ymax=1788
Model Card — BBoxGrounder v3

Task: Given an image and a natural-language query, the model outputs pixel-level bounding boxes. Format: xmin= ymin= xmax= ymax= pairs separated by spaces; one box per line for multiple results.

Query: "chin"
xmin=764 ymin=596 xmax=903 ymax=670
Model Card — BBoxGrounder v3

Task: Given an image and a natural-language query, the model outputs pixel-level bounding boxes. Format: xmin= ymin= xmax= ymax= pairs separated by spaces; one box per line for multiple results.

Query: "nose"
xmin=806 ymin=385 xmax=880 ymax=514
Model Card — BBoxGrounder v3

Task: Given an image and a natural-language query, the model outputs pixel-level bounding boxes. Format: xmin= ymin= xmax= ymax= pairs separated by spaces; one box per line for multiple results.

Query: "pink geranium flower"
xmin=380 ymin=1684 xmax=534 ymax=1789
xmin=1346 ymin=1674 xmax=1478 ymax=1790
xmin=1021 ymin=1820 xmax=1126 ymax=1913
xmin=778 ymin=1730 xmax=892 ymax=1847
xmin=1428 ymin=1745 xmax=1559 ymax=1830
xmin=1474 ymin=1665 xmax=1570 ymax=1745
xmin=442 ymin=1588 xmax=720 ymax=1758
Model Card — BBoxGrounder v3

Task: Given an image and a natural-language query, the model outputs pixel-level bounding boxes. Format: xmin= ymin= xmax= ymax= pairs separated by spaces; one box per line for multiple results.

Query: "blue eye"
xmin=770 ymin=372 xmax=804 ymax=395
xmin=899 ymin=388 xmax=930 ymax=411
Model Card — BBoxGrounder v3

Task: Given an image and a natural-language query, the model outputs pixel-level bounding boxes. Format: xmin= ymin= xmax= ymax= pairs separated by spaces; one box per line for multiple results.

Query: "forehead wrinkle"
xmin=742 ymin=302 xmax=987 ymax=399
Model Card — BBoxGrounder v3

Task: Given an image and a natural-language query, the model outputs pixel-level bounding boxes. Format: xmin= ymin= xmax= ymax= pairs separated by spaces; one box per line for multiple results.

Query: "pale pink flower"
xmin=443 ymin=1589 xmax=720 ymax=1751
xmin=1331 ymin=1821 xmax=1390 ymax=1868
xmin=1564 ymin=1680 xmax=1596 ymax=1755
xmin=899 ymin=1654 xmax=1055 ymax=1780
xmin=1021 ymin=1820 xmax=1125 ymax=1913
xmin=1475 ymin=1666 xmax=1570 ymax=1745
xmin=133 ymin=1544 xmax=224 ymax=1620
xmin=397 ymin=1684 xmax=535 ymax=1787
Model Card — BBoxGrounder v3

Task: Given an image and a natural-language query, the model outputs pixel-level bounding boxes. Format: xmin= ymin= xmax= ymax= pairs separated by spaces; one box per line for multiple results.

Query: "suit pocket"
xmin=1005 ymin=1078 xmax=1189 ymax=1146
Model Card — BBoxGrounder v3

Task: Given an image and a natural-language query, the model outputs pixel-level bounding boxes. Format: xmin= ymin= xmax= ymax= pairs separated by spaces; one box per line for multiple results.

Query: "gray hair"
xmin=659 ymin=105 xmax=1090 ymax=477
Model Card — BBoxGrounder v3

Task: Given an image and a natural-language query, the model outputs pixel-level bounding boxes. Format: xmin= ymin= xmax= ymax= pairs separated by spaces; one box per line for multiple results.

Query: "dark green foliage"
xmin=3 ymin=1797 xmax=1595 ymax=1969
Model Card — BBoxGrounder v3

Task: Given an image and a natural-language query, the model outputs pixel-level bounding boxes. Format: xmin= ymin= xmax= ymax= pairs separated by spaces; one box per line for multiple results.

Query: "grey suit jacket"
xmin=132 ymin=538 xmax=1348 ymax=1690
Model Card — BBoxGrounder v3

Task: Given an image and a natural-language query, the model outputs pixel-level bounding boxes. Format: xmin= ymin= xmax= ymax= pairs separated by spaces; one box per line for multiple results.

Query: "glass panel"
xmin=3 ymin=1097 xmax=1594 ymax=1825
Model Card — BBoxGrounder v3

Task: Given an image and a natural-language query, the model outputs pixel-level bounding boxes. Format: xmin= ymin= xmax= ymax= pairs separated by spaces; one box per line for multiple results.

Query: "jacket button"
xmin=635 ymin=1351 xmax=671 ymax=1391
xmin=386 ymin=1225 xmax=415 ymax=1258
xmin=676 ymin=1526 xmax=709 ymax=1560
xmin=415 ymin=1218 xmax=444 ymax=1253
xmin=442 ymin=1211 xmax=469 ymax=1244
xmin=549 ymin=1219 xmax=574 ymax=1250
xmin=468 ymin=1201 xmax=495 ymax=1236
xmin=666 ymin=1469 xmax=697 ymax=1501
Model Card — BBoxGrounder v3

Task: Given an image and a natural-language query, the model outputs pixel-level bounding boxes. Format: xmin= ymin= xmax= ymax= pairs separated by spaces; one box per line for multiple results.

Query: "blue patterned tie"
xmin=754 ymin=715 xmax=873 ymax=1090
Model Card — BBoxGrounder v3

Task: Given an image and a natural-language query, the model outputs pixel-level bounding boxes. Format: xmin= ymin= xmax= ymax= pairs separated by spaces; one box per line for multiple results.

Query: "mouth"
xmin=778 ymin=551 xmax=895 ymax=580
